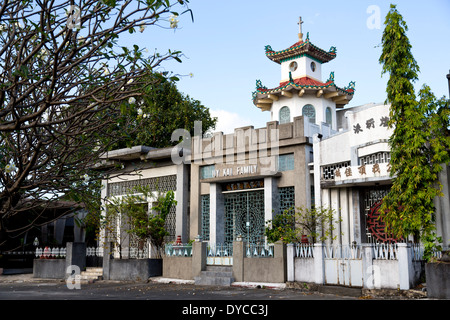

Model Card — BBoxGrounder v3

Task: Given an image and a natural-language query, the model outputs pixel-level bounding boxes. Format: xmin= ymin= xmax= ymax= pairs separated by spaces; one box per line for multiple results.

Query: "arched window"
xmin=279 ymin=106 xmax=290 ymax=124
xmin=302 ymin=104 xmax=316 ymax=123
xmin=325 ymin=107 xmax=332 ymax=125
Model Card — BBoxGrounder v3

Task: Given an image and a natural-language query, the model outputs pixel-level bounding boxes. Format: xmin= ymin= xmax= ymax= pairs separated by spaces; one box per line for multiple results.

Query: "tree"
xmin=104 ymin=185 xmax=177 ymax=258
xmin=106 ymin=73 xmax=217 ymax=150
xmin=265 ymin=206 xmax=341 ymax=244
xmin=0 ymin=0 xmax=191 ymax=248
xmin=378 ymin=4 xmax=450 ymax=258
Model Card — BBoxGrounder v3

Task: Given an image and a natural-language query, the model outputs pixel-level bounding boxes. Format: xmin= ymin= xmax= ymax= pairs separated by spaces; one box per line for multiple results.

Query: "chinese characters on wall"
xmin=353 ymin=116 xmax=390 ymax=134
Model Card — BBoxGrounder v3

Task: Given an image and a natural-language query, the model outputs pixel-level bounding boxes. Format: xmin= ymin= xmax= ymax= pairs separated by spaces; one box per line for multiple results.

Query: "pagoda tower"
xmin=252 ymin=17 xmax=355 ymax=130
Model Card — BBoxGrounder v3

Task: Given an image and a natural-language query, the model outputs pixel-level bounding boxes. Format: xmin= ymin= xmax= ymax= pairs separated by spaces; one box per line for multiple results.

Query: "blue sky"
xmin=130 ymin=0 xmax=450 ymax=133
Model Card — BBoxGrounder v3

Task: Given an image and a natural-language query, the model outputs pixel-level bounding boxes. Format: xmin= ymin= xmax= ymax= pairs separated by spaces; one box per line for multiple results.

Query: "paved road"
xmin=0 ymin=278 xmax=356 ymax=300
xmin=0 ymin=274 xmax=432 ymax=319
xmin=0 ymin=275 xmax=361 ymax=318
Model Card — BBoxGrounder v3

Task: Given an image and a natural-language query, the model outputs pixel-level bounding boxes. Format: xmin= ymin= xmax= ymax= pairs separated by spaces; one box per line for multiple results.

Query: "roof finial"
xmin=297 ymin=16 xmax=304 ymax=41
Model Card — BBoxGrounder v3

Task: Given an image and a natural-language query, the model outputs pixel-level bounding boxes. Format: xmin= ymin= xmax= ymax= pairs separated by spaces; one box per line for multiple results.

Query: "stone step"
xmin=194 ymin=275 xmax=234 ymax=286
xmin=80 ymin=267 xmax=103 ymax=283
xmin=194 ymin=266 xmax=234 ymax=286
xmin=205 ymin=266 xmax=233 ymax=272
xmin=201 ymin=270 xmax=233 ymax=278
xmin=84 ymin=267 xmax=103 ymax=274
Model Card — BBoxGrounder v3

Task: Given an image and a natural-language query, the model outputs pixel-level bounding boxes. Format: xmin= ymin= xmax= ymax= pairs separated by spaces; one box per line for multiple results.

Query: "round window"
xmin=289 ymin=61 xmax=298 ymax=72
xmin=310 ymin=61 xmax=316 ymax=72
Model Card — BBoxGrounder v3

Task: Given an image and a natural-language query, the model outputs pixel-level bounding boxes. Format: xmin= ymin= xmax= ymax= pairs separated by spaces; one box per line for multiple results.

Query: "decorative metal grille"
xmin=279 ymin=106 xmax=291 ymax=124
xmin=165 ymin=205 xmax=177 ymax=242
xmin=224 ymin=191 xmax=265 ymax=245
xmin=359 ymin=152 xmax=391 ymax=165
xmin=321 ymin=161 xmax=350 ymax=180
xmin=107 ymin=175 xmax=177 ymax=197
xmin=278 ymin=186 xmax=295 ymax=214
xmin=363 ymin=186 xmax=394 ymax=243
xmin=201 ymin=194 xmax=210 ymax=241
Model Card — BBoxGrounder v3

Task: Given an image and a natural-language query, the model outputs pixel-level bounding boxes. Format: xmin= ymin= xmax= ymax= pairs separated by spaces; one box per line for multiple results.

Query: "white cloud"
xmin=210 ymin=109 xmax=251 ymax=134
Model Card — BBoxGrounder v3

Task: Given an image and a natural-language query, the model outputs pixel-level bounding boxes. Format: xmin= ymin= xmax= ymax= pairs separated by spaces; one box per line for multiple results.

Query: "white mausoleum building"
xmin=99 ymin=17 xmax=450 ymax=259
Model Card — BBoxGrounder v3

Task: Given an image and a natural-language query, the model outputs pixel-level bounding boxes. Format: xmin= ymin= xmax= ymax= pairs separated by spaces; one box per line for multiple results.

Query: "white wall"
xmin=281 ymin=56 xmax=322 ymax=83
xmin=271 ymin=94 xmax=337 ymax=130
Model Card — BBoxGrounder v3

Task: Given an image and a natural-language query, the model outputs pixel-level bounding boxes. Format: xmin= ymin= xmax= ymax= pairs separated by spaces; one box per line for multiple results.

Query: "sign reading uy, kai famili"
xmin=211 ymin=164 xmax=258 ymax=178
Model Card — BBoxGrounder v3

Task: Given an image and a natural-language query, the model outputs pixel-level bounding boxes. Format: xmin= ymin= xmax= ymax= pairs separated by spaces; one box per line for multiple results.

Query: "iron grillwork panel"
xmin=107 ymin=175 xmax=177 ymax=197
xmin=224 ymin=191 xmax=265 ymax=245
xmin=201 ymin=194 xmax=210 ymax=241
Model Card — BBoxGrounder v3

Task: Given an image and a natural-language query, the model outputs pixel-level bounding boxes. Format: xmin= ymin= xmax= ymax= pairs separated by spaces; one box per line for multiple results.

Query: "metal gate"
xmin=224 ymin=190 xmax=265 ymax=245
xmin=324 ymin=244 xmax=363 ymax=287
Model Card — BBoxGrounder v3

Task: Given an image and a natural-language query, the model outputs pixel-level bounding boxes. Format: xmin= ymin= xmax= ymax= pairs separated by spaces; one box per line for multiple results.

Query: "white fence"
xmin=287 ymin=242 xmax=429 ymax=290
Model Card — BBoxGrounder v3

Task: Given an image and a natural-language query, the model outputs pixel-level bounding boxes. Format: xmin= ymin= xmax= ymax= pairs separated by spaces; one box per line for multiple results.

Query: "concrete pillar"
xmin=176 ymin=164 xmax=189 ymax=243
xmin=313 ymin=243 xmax=325 ymax=284
xmin=286 ymin=243 xmax=295 ymax=282
xmin=264 ymin=177 xmax=278 ymax=221
xmin=189 ymin=164 xmax=201 ymax=240
xmin=192 ymin=239 xmax=206 ymax=278
xmin=274 ymin=241 xmax=287 ymax=282
xmin=65 ymin=242 xmax=86 ymax=273
xmin=397 ymin=243 xmax=412 ymax=290
xmin=232 ymin=239 xmax=245 ymax=282
xmin=210 ymin=183 xmax=225 ymax=244
xmin=102 ymin=242 xmax=113 ymax=280
xmin=362 ymin=243 xmax=375 ymax=289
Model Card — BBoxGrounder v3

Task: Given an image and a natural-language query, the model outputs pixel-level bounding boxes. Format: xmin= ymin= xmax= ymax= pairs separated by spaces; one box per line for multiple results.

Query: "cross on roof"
xmin=298 ymin=16 xmax=304 ymax=34
xmin=297 ymin=16 xmax=304 ymax=40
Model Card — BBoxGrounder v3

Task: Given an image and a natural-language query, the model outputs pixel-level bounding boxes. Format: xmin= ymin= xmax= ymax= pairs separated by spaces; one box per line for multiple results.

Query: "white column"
xmin=209 ymin=183 xmax=224 ymax=244
xmin=264 ymin=177 xmax=278 ymax=222
xmin=340 ymin=188 xmax=350 ymax=245
xmin=397 ymin=243 xmax=412 ymax=290
xmin=286 ymin=243 xmax=295 ymax=282
xmin=313 ymin=243 xmax=325 ymax=284
xmin=175 ymin=164 xmax=189 ymax=243
xmin=330 ymin=189 xmax=340 ymax=244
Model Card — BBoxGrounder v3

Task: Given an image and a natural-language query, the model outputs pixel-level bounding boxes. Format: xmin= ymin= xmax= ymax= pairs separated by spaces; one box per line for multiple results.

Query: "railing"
xmin=372 ymin=243 xmax=398 ymax=260
xmin=410 ymin=244 xmax=449 ymax=261
xmin=206 ymin=243 xmax=233 ymax=266
xmin=245 ymin=243 xmax=274 ymax=258
xmin=207 ymin=243 xmax=233 ymax=258
xmin=324 ymin=244 xmax=362 ymax=260
xmin=165 ymin=244 xmax=193 ymax=257
xmin=35 ymin=247 xmax=67 ymax=259
xmin=294 ymin=243 xmax=314 ymax=258
xmin=86 ymin=246 xmax=103 ymax=258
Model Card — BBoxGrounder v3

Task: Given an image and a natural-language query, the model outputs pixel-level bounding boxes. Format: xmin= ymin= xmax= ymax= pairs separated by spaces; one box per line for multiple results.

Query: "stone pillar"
xmin=192 ymin=238 xmax=206 ymax=278
xmin=397 ymin=243 xmax=412 ymax=290
xmin=232 ymin=239 xmax=245 ymax=282
xmin=274 ymin=241 xmax=287 ymax=282
xmin=313 ymin=243 xmax=325 ymax=285
xmin=102 ymin=242 xmax=113 ymax=280
xmin=176 ymin=163 xmax=190 ymax=243
xmin=65 ymin=242 xmax=86 ymax=273
xmin=286 ymin=243 xmax=295 ymax=282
